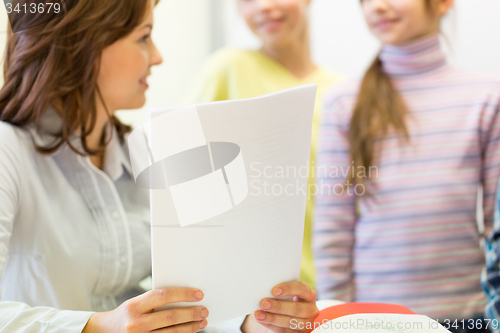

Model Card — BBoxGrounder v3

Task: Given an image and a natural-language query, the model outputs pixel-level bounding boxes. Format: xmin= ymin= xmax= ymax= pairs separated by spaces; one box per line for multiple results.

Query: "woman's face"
xmin=239 ymin=0 xmax=311 ymax=49
xmin=97 ymin=1 xmax=163 ymax=112
xmin=361 ymin=0 xmax=451 ymax=45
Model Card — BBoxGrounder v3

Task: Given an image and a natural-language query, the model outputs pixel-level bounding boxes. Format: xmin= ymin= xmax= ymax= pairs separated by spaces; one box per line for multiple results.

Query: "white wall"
xmin=221 ymin=0 xmax=500 ymax=79
xmin=449 ymin=0 xmax=500 ymax=76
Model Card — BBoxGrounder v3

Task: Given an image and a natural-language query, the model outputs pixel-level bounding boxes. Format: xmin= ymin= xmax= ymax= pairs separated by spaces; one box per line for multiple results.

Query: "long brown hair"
xmin=0 ymin=0 xmax=158 ymax=155
xmin=348 ymin=0 xmax=439 ymax=187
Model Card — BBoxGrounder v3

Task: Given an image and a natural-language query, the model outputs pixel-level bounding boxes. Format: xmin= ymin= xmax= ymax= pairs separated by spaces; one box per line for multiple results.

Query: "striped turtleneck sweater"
xmin=313 ymin=34 xmax=500 ymax=320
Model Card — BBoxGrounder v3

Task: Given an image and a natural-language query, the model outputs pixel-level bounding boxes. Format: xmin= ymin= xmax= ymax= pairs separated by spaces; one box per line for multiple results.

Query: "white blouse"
xmin=0 ymin=109 xmax=151 ymax=332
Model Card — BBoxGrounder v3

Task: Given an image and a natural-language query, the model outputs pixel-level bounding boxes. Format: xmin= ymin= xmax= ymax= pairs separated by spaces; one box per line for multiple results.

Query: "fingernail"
xmin=201 ymin=308 xmax=209 ymax=318
xmin=273 ymin=287 xmax=283 ymax=297
xmin=255 ymin=311 xmax=266 ymax=321
xmin=195 ymin=291 xmax=204 ymax=300
xmin=199 ymin=319 xmax=208 ymax=329
xmin=261 ymin=301 xmax=272 ymax=310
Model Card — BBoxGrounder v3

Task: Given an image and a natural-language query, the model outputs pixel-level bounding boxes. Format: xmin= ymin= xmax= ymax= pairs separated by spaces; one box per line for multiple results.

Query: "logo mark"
xmin=4 ymin=0 xmax=79 ymax=33
xmin=128 ymin=106 xmax=249 ymax=227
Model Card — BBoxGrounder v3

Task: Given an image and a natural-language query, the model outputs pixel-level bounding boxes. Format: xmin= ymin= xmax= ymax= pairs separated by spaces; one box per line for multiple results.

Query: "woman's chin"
xmin=119 ymin=96 xmax=147 ymax=111
xmin=263 ymin=35 xmax=293 ymax=50
xmin=377 ymin=37 xmax=400 ymax=46
xmin=373 ymin=30 xmax=408 ymax=46
xmin=135 ymin=93 xmax=148 ymax=107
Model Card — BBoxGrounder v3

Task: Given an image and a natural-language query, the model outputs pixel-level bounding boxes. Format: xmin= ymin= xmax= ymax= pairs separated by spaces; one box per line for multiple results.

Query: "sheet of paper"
xmin=128 ymin=84 xmax=317 ymax=324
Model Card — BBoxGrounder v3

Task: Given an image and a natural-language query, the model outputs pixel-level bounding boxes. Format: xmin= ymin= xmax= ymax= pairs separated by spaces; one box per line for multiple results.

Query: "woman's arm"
xmin=0 ymin=125 xmax=95 ymax=332
xmin=481 ymin=97 xmax=500 ymax=324
xmin=312 ymin=94 xmax=357 ymax=302
xmin=483 ymin=184 xmax=500 ymax=326
xmin=83 ymin=288 xmax=208 ymax=333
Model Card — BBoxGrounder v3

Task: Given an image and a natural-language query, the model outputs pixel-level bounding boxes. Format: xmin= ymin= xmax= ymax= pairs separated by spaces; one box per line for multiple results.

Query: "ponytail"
xmin=347 ymin=56 xmax=409 ymax=188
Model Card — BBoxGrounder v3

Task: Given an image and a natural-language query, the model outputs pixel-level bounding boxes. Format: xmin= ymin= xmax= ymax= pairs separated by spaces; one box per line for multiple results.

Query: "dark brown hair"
xmin=0 ymin=0 xmax=158 ymax=155
xmin=348 ymin=0 xmax=439 ymax=187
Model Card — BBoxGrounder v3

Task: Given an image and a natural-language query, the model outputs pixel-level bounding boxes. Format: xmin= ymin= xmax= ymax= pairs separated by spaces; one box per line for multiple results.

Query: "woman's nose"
xmin=255 ymin=0 xmax=277 ymax=12
xmin=370 ymin=0 xmax=391 ymax=12
xmin=150 ymin=42 xmax=163 ymax=66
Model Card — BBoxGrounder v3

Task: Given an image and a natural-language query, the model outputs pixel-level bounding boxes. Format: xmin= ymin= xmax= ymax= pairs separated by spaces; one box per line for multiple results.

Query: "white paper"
xmin=169 ymin=168 xmax=233 ymax=227
xmin=146 ymin=105 xmax=207 ymax=162
xmin=128 ymin=84 xmax=317 ymax=324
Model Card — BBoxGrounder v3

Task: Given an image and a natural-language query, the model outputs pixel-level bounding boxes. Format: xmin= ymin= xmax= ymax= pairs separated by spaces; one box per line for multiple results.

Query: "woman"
xmin=0 ymin=0 xmax=318 ymax=332
xmin=314 ymin=0 xmax=500 ymax=331
xmin=187 ymin=0 xmax=343 ymax=291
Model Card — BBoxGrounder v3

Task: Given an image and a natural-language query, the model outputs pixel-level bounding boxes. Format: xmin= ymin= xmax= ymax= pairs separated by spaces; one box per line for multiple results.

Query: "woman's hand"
xmin=82 ymin=288 xmax=209 ymax=333
xmin=241 ymin=281 xmax=319 ymax=333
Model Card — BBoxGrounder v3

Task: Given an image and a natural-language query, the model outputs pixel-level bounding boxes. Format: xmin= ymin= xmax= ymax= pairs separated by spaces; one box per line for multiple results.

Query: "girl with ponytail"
xmin=314 ymin=0 xmax=500 ymax=331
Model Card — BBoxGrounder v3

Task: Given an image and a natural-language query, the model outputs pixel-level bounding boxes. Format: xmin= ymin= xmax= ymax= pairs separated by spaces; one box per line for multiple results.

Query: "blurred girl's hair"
xmin=0 ymin=0 xmax=158 ymax=156
xmin=348 ymin=0 xmax=440 ymax=188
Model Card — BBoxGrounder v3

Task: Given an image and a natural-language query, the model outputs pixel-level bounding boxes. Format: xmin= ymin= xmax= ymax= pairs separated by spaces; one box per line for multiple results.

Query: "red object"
xmin=309 ymin=303 xmax=417 ymax=333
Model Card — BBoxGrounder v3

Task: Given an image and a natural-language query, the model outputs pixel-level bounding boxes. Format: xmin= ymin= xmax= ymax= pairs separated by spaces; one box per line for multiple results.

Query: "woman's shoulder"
xmin=203 ymin=48 xmax=269 ymax=74
xmin=0 ymin=121 xmax=33 ymax=173
xmin=0 ymin=121 xmax=30 ymax=151
xmin=323 ymin=79 xmax=361 ymax=112
xmin=314 ymin=67 xmax=345 ymax=87
xmin=442 ymin=67 xmax=500 ymax=113
xmin=444 ymin=66 xmax=500 ymax=91
xmin=205 ymin=47 xmax=247 ymax=65
xmin=318 ymin=79 xmax=362 ymax=127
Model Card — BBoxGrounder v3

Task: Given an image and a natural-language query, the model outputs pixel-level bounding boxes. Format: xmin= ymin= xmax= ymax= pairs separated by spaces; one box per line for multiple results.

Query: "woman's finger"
xmin=154 ymin=319 xmax=208 ymax=333
xmin=144 ymin=306 xmax=209 ymax=331
xmin=130 ymin=288 xmax=204 ymax=313
xmin=254 ymin=310 xmax=311 ymax=331
xmin=271 ymin=282 xmax=316 ymax=303
xmin=259 ymin=298 xmax=317 ymax=319
xmin=257 ymin=321 xmax=305 ymax=333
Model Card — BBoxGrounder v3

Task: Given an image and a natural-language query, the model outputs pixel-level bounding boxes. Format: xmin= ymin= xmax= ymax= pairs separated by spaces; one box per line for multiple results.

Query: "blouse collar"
xmin=101 ymin=124 xmax=133 ymax=181
xmin=28 ymin=107 xmax=132 ymax=181
xmin=380 ymin=34 xmax=447 ymax=77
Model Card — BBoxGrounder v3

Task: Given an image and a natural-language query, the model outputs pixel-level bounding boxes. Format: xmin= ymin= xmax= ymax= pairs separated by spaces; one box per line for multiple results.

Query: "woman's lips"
xmin=372 ymin=18 xmax=400 ymax=32
xmin=259 ymin=18 xmax=285 ymax=33
xmin=140 ymin=79 xmax=149 ymax=89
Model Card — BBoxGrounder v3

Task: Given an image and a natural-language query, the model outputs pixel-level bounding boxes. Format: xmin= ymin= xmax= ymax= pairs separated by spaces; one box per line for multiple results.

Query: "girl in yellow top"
xmin=187 ymin=0 xmax=343 ymax=290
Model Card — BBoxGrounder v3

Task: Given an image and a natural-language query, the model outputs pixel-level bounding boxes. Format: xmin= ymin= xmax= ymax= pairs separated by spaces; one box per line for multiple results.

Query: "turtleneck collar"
xmin=380 ymin=34 xmax=446 ymax=77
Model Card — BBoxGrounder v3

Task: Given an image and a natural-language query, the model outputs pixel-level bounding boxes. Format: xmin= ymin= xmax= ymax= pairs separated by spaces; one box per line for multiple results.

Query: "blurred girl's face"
xmin=361 ymin=0 xmax=451 ymax=45
xmin=239 ymin=0 xmax=311 ymax=48
xmin=97 ymin=1 xmax=163 ymax=112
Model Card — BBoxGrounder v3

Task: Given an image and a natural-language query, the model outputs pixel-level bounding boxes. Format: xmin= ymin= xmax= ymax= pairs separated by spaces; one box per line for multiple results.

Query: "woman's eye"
xmin=140 ymin=34 xmax=150 ymax=43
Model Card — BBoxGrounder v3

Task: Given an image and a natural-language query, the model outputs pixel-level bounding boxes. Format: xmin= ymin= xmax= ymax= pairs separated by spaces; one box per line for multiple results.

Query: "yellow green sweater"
xmin=186 ymin=48 xmax=343 ymax=290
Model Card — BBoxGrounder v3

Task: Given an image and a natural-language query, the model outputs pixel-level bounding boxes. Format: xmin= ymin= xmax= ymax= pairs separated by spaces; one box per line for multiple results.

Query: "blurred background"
xmin=1 ymin=0 xmax=500 ymax=126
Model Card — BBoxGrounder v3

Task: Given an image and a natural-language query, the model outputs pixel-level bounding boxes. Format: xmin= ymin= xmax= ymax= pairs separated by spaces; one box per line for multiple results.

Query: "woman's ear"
xmin=437 ymin=0 xmax=454 ymax=16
